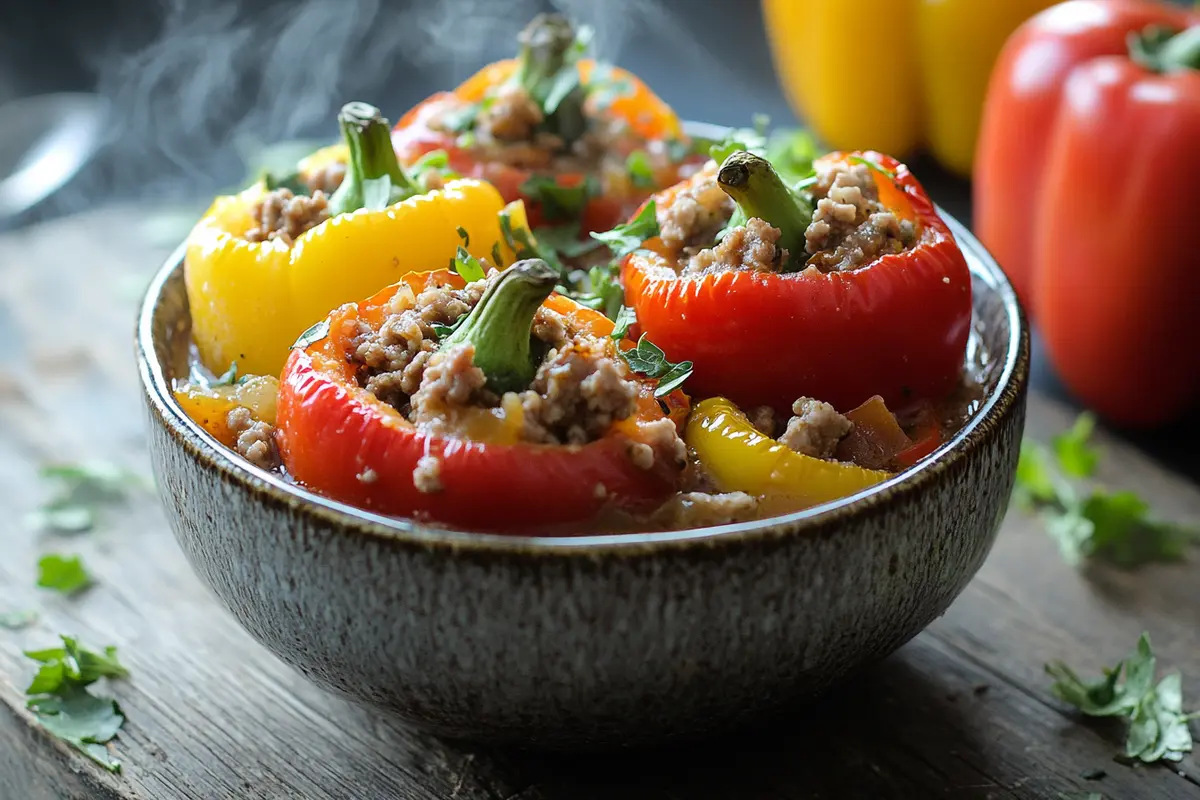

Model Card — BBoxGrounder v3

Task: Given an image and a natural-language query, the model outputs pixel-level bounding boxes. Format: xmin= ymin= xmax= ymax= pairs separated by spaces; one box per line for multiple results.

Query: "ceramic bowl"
xmin=137 ymin=204 xmax=1028 ymax=749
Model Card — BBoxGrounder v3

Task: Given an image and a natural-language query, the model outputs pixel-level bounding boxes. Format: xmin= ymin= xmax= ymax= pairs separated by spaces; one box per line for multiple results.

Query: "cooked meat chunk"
xmin=412 ymin=455 xmax=443 ymax=493
xmin=303 ymin=162 xmax=346 ymax=195
xmin=657 ymin=172 xmax=735 ymax=253
xmin=779 ymin=397 xmax=852 ymax=459
xmin=749 ymin=405 xmax=777 ymax=437
xmin=685 ymin=218 xmax=786 ymax=275
xmin=409 ymin=343 xmax=491 ymax=428
xmin=520 ymin=336 xmax=638 ymax=445
xmin=476 ymin=84 xmax=544 ymax=142
xmin=653 ymin=491 xmax=759 ymax=529
xmin=804 ymin=162 xmax=916 ymax=272
xmin=226 ymin=406 xmax=279 ymax=470
xmin=245 ymin=188 xmax=329 ymax=245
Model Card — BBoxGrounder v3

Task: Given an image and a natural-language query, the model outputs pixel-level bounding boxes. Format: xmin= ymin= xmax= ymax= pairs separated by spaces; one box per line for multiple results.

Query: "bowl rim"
xmin=137 ymin=185 xmax=1029 ymax=556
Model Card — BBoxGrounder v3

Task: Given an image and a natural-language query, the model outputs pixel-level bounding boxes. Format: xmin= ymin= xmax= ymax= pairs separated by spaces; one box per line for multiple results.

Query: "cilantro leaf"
xmin=519 ymin=175 xmax=597 ymax=223
xmin=532 ymin=225 xmax=604 ymax=259
xmin=451 ymin=246 xmax=486 ymax=283
xmin=1053 ymin=412 xmax=1099 ymax=478
xmin=585 ymin=62 xmax=634 ymax=110
xmin=620 ymin=335 xmax=693 ymax=397
xmin=1014 ymin=440 xmax=1064 ymax=508
xmin=26 ymin=461 xmax=149 ymax=534
xmin=291 ymin=319 xmax=329 ymax=350
xmin=610 ymin=305 xmax=637 ymax=340
xmin=36 ymin=554 xmax=93 ymax=596
xmin=625 ymin=150 xmax=656 ymax=189
xmin=849 ymin=154 xmax=896 ymax=179
xmin=590 ymin=201 xmax=659 ymax=258
xmin=571 ymin=264 xmax=624 ymax=320
xmin=209 ymin=361 xmax=238 ymax=387
xmin=431 ymin=317 xmax=466 ymax=340
xmin=0 ymin=610 xmax=38 ymax=630
xmin=499 ymin=210 xmax=566 ymax=277
xmin=766 ymin=128 xmax=820 ymax=184
xmin=439 ymin=102 xmax=480 ymax=134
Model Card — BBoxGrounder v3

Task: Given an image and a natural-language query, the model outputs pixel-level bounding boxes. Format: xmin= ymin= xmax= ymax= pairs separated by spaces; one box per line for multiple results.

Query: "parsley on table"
xmin=36 ymin=554 xmax=93 ymax=596
xmin=620 ymin=335 xmax=693 ymax=397
xmin=1012 ymin=415 xmax=1198 ymax=568
xmin=519 ymin=175 xmax=598 ymax=223
xmin=590 ymin=201 xmax=660 ymax=259
xmin=0 ymin=610 xmax=39 ymax=630
xmin=1047 ymin=633 xmax=1198 ymax=764
xmin=25 ymin=461 xmax=150 ymax=534
xmin=24 ymin=635 xmax=130 ymax=772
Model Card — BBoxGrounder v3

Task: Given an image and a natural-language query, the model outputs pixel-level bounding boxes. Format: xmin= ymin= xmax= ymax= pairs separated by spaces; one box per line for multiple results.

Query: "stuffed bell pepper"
xmin=183 ymin=101 xmax=532 ymax=380
xmin=390 ymin=13 xmax=703 ymax=238
xmin=273 ymin=260 xmax=690 ymax=532
xmin=620 ymin=148 xmax=973 ymax=416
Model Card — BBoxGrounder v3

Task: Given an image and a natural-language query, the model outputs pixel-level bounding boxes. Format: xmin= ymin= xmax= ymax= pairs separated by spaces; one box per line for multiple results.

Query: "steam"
xmin=65 ymin=0 xmax=747 ymax=209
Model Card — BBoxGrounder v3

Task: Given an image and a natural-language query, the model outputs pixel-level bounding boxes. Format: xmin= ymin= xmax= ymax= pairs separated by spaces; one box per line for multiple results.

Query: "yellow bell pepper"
xmin=760 ymin=0 xmax=1058 ymax=176
xmin=185 ymin=102 xmax=531 ymax=378
xmin=686 ymin=397 xmax=891 ymax=511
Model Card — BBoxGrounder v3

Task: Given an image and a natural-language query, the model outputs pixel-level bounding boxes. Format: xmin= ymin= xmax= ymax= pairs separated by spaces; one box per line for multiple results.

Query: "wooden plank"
xmin=1 ymin=207 xmax=1199 ymax=800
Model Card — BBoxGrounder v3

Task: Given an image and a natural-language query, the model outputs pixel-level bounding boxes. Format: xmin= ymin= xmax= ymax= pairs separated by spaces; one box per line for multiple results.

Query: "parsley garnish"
xmin=24 ymin=635 xmax=130 ymax=772
xmin=430 ymin=317 xmax=466 ymax=340
xmin=209 ymin=361 xmax=238 ymax=387
xmin=0 ymin=610 xmax=38 ymax=630
xmin=36 ymin=554 xmax=93 ymax=596
xmin=610 ymin=305 xmax=637 ymax=340
xmin=451 ymin=246 xmax=486 ymax=283
xmin=1013 ymin=416 xmax=1198 ymax=568
xmin=625 ymin=150 xmax=655 ymax=189
xmin=519 ymin=175 xmax=598 ymax=223
xmin=620 ymin=335 xmax=693 ymax=397
xmin=585 ymin=62 xmax=634 ymax=110
xmin=499 ymin=210 xmax=567 ymax=277
xmin=532 ymin=225 xmax=604 ymax=259
xmin=261 ymin=170 xmax=310 ymax=195
xmin=25 ymin=462 xmax=148 ymax=534
xmin=291 ymin=319 xmax=330 ymax=350
xmin=766 ymin=128 xmax=820 ymax=184
xmin=590 ymin=201 xmax=660 ymax=258
xmin=849 ymin=154 xmax=897 ymax=180
xmin=1047 ymin=633 xmax=1198 ymax=764
xmin=439 ymin=102 xmax=480 ymax=134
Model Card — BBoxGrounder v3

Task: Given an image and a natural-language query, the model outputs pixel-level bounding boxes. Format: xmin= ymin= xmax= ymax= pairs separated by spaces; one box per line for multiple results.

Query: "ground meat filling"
xmin=804 ymin=162 xmax=916 ymax=272
xmin=779 ymin=397 xmax=852 ymax=459
xmin=475 ymin=84 xmax=545 ymax=143
xmin=657 ymin=172 xmax=735 ymax=255
xmin=226 ymin=406 xmax=280 ymax=471
xmin=303 ymin=162 xmax=346 ymax=195
xmin=245 ymin=188 xmax=330 ymax=245
xmin=652 ymin=491 xmax=760 ymax=528
xmin=685 ymin=217 xmax=785 ymax=275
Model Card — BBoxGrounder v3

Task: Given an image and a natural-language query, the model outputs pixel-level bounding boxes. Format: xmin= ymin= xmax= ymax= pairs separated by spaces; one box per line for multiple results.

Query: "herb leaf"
xmin=533 ymin=225 xmax=604 ymax=259
xmin=590 ymin=201 xmax=660 ymax=258
xmin=26 ymin=462 xmax=149 ymax=534
xmin=36 ymin=554 xmax=93 ymax=596
xmin=499 ymin=210 xmax=566 ymax=277
xmin=849 ymin=154 xmax=896 ymax=179
xmin=431 ymin=317 xmax=466 ymax=340
xmin=292 ymin=319 xmax=329 ymax=350
xmin=625 ymin=150 xmax=655 ymax=189
xmin=439 ymin=102 xmax=480 ymax=134
xmin=450 ymin=246 xmax=486 ymax=283
xmin=1053 ymin=412 xmax=1099 ymax=478
xmin=585 ymin=62 xmax=634 ymax=110
xmin=519 ymin=175 xmax=597 ymax=223
xmin=620 ymin=335 xmax=693 ymax=398
xmin=0 ymin=610 xmax=38 ymax=630
xmin=210 ymin=361 xmax=238 ymax=387
xmin=610 ymin=305 xmax=637 ymax=340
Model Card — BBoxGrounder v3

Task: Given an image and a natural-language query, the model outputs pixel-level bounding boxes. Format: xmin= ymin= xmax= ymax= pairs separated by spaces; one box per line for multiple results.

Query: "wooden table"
xmin=2 ymin=207 xmax=1199 ymax=800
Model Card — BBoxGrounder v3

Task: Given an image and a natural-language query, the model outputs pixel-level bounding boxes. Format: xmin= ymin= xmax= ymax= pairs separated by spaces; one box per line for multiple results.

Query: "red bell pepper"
xmin=390 ymin=15 xmax=695 ymax=235
xmin=622 ymin=150 xmax=973 ymax=414
xmin=975 ymin=0 xmax=1200 ymax=427
xmin=276 ymin=265 xmax=685 ymax=532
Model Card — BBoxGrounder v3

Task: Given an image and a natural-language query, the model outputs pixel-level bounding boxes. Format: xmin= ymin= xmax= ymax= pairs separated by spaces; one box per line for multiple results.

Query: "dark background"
xmin=1 ymin=0 xmax=1196 ymax=479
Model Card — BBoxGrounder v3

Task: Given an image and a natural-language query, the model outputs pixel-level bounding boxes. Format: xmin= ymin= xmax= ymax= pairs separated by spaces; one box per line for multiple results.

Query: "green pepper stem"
xmin=716 ymin=151 xmax=813 ymax=273
xmin=328 ymin=101 xmax=417 ymax=216
xmin=1159 ymin=26 xmax=1200 ymax=71
xmin=1128 ymin=24 xmax=1200 ymax=73
xmin=441 ymin=259 xmax=558 ymax=394
xmin=512 ymin=13 xmax=588 ymax=143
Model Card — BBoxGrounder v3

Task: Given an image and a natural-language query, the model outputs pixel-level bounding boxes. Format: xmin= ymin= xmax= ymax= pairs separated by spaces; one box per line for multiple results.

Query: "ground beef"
xmin=657 ymin=172 xmax=735 ymax=253
xmin=749 ymin=405 xmax=777 ymax=437
xmin=804 ymin=162 xmax=916 ymax=272
xmin=244 ymin=188 xmax=330 ymax=245
xmin=304 ymin=162 xmax=346 ymax=195
xmin=519 ymin=336 xmax=638 ymax=445
xmin=652 ymin=491 xmax=759 ymax=529
xmin=226 ymin=406 xmax=279 ymax=470
xmin=475 ymin=84 xmax=544 ymax=143
xmin=409 ymin=343 xmax=492 ymax=429
xmin=779 ymin=397 xmax=852 ymax=459
xmin=412 ymin=455 xmax=443 ymax=493
xmin=684 ymin=217 xmax=785 ymax=275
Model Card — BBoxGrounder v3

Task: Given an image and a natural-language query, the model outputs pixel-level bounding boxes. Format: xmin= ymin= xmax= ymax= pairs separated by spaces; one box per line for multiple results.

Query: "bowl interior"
xmin=139 ymin=190 xmax=1025 ymax=550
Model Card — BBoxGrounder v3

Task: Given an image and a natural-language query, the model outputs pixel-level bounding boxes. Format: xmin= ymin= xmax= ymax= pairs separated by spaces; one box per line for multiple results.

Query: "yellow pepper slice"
xmin=184 ymin=103 xmax=532 ymax=378
xmin=686 ymin=397 xmax=891 ymax=511
xmin=761 ymin=0 xmax=1058 ymax=176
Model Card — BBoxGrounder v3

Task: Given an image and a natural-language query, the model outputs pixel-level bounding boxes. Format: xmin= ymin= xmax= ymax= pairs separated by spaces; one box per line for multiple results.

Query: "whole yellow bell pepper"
xmin=686 ymin=397 xmax=891 ymax=511
xmin=760 ymin=0 xmax=1058 ymax=176
xmin=185 ymin=101 xmax=530 ymax=378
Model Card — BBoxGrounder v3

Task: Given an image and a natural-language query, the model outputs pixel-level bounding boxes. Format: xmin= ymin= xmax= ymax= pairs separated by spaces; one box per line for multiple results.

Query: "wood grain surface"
xmin=1 ymin=208 xmax=1198 ymax=800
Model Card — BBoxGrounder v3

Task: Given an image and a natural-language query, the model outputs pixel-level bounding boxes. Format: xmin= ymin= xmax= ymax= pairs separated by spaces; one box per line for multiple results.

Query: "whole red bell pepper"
xmin=622 ymin=150 xmax=973 ymax=414
xmin=276 ymin=264 xmax=685 ymax=532
xmin=391 ymin=14 xmax=696 ymax=235
xmin=975 ymin=0 xmax=1200 ymax=427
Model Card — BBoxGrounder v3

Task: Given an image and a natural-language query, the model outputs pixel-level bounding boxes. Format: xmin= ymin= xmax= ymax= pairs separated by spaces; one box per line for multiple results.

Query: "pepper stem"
xmin=328 ymin=101 xmax=417 ymax=216
xmin=440 ymin=259 xmax=558 ymax=394
xmin=512 ymin=13 xmax=588 ymax=143
xmin=716 ymin=151 xmax=813 ymax=273
xmin=1128 ymin=24 xmax=1200 ymax=73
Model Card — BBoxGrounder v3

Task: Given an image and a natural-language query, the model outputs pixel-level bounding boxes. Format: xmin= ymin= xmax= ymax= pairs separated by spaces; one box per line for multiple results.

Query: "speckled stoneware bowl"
xmin=137 ymin=199 xmax=1028 ymax=749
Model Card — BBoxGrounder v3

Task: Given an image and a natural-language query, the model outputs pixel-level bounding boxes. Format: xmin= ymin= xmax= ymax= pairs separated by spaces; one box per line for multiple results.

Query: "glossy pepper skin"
xmin=761 ymin=0 xmax=1058 ymax=176
xmin=276 ymin=269 xmax=685 ymax=532
xmin=391 ymin=59 xmax=686 ymax=234
xmin=975 ymin=0 xmax=1200 ymax=427
xmin=622 ymin=151 xmax=972 ymax=414
xmin=686 ymin=397 xmax=892 ymax=512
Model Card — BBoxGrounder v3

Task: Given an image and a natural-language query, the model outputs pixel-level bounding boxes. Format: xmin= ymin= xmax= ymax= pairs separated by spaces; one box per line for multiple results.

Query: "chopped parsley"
xmin=1047 ymin=633 xmax=1197 ymax=764
xmin=610 ymin=305 xmax=637 ymax=340
xmin=499 ymin=210 xmax=567 ymax=277
xmin=25 ymin=462 xmax=149 ymax=534
xmin=625 ymin=150 xmax=656 ymax=189
xmin=451 ymin=246 xmax=486 ymax=283
xmin=438 ymin=102 xmax=480 ymax=134
xmin=532 ymin=225 xmax=604 ymax=259
xmin=260 ymin=170 xmax=309 ymax=195
xmin=571 ymin=264 xmax=625 ymax=320
xmin=585 ymin=62 xmax=634 ymax=110
xmin=1013 ymin=416 xmax=1198 ymax=568
xmin=291 ymin=319 xmax=329 ymax=350
xmin=849 ymin=154 xmax=897 ymax=180
xmin=36 ymin=554 xmax=93 ymax=596
xmin=620 ymin=335 xmax=693 ymax=397
xmin=590 ymin=201 xmax=660 ymax=258
xmin=209 ymin=361 xmax=239 ymax=387
xmin=0 ymin=610 xmax=39 ymax=630
xmin=430 ymin=317 xmax=466 ymax=340
xmin=24 ymin=635 xmax=130 ymax=772
xmin=519 ymin=175 xmax=598 ymax=223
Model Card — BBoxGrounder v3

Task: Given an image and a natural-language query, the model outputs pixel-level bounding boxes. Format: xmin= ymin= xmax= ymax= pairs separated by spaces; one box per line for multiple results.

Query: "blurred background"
xmin=0 ymin=0 xmax=1196 ymax=475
